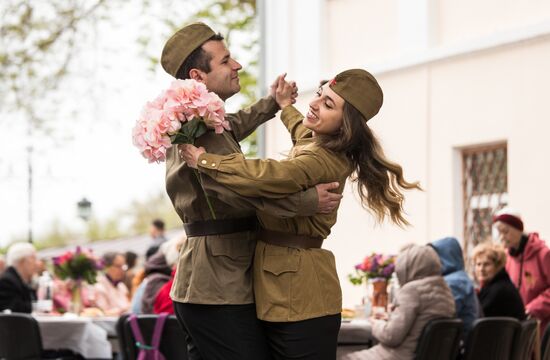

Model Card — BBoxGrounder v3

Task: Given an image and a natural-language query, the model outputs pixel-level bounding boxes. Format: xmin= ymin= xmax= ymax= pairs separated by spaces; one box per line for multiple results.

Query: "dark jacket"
xmin=0 ymin=266 xmax=36 ymax=313
xmin=431 ymin=237 xmax=479 ymax=336
xmin=478 ymin=268 xmax=526 ymax=320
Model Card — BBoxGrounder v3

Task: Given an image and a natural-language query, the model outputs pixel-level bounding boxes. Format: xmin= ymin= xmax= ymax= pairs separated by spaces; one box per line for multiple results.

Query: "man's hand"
xmin=179 ymin=144 xmax=206 ymax=169
xmin=316 ymin=182 xmax=343 ymax=214
xmin=270 ymin=73 xmax=298 ymax=109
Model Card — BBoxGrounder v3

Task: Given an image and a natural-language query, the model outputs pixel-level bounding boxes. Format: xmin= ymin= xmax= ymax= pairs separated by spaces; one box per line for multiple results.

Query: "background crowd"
xmin=0 ymin=219 xmax=186 ymax=318
xmin=0 ymin=208 xmax=549 ymax=358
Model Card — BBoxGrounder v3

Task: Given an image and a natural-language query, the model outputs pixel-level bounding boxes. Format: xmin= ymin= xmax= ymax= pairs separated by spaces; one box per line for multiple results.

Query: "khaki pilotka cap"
xmin=328 ymin=69 xmax=383 ymax=122
xmin=161 ymin=22 xmax=216 ymax=78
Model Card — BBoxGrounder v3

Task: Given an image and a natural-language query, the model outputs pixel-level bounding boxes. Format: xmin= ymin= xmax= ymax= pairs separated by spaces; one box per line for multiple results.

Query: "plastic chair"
xmin=0 ymin=313 xmax=43 ymax=360
xmin=0 ymin=313 xmax=78 ymax=360
xmin=463 ymin=317 xmax=520 ymax=360
xmin=116 ymin=314 xmax=131 ymax=359
xmin=542 ymin=324 xmax=550 ymax=360
xmin=512 ymin=319 xmax=538 ymax=360
xmin=415 ymin=318 xmax=463 ymax=360
xmin=117 ymin=314 xmax=188 ymax=360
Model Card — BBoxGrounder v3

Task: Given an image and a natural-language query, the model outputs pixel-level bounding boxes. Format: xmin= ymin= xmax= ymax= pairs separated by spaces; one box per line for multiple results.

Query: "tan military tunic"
xmin=197 ymin=105 xmax=354 ymax=321
xmin=166 ymin=97 xmax=318 ymax=305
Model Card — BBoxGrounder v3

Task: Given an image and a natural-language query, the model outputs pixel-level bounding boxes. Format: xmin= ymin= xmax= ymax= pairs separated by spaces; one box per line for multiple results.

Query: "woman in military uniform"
xmin=181 ymin=69 xmax=420 ymax=360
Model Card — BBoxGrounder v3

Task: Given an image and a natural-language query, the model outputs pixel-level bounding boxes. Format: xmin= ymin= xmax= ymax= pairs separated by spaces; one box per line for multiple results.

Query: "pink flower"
xmin=132 ymin=79 xmax=227 ymax=163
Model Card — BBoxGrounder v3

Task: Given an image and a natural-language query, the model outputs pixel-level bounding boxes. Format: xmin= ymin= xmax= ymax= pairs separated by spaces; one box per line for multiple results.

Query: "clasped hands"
xmin=179 ymin=72 xmax=298 ymax=168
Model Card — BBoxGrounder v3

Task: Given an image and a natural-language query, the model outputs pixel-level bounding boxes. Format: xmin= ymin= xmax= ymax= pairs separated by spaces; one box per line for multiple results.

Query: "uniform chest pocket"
xmin=263 ymin=254 xmax=301 ymax=276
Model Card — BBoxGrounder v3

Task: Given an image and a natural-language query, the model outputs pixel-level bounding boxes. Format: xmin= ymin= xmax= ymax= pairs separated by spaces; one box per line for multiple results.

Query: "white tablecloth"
xmin=337 ymin=320 xmax=373 ymax=359
xmin=34 ymin=315 xmax=113 ymax=359
xmin=338 ymin=319 xmax=373 ymax=344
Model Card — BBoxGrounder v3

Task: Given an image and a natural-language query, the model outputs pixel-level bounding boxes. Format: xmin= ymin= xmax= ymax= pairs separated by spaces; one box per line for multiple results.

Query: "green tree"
xmin=0 ymin=0 xmax=113 ymax=135
xmin=2 ymin=0 xmax=262 ymax=248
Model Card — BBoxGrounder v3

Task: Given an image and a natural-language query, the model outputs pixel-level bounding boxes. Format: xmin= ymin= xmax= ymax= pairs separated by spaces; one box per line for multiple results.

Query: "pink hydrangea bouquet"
xmin=348 ymin=253 xmax=396 ymax=285
xmin=53 ymin=246 xmax=104 ymax=285
xmin=132 ymin=79 xmax=228 ymax=163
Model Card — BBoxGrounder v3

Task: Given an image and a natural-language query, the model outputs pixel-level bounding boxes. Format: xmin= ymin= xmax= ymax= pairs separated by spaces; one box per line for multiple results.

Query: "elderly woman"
xmin=493 ymin=207 xmax=550 ymax=333
xmin=92 ymin=251 xmax=130 ymax=316
xmin=344 ymin=244 xmax=456 ymax=360
xmin=473 ymin=242 xmax=525 ymax=320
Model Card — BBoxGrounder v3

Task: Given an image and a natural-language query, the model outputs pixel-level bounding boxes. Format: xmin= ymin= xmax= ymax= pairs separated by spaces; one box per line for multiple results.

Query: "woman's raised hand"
xmin=270 ymin=73 xmax=298 ymax=109
xmin=178 ymin=144 xmax=206 ymax=169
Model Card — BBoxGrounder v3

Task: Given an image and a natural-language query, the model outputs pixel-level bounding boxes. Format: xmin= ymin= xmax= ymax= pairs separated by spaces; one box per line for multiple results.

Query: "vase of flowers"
xmin=349 ymin=253 xmax=396 ymax=314
xmin=53 ymin=247 xmax=103 ymax=315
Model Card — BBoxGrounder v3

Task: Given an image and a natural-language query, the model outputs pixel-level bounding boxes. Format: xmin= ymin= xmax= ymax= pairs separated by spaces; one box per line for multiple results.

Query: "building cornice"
xmin=371 ymin=19 xmax=550 ymax=75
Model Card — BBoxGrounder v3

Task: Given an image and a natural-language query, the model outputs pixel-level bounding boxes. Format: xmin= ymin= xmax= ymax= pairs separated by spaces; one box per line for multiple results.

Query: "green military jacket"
xmin=166 ymin=97 xmax=318 ymax=305
xmin=197 ymin=105 xmax=353 ymax=321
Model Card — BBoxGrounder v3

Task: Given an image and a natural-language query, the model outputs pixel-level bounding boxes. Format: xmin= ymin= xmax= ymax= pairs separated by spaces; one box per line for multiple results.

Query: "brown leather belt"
xmin=183 ymin=216 xmax=258 ymax=237
xmin=258 ymin=229 xmax=324 ymax=249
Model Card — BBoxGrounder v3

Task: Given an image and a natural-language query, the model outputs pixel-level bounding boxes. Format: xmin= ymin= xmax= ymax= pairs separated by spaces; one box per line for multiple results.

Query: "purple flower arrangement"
xmin=348 ymin=253 xmax=396 ymax=285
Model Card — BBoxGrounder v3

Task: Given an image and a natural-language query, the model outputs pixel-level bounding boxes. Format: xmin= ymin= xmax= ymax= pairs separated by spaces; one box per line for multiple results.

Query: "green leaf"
xmin=194 ymin=121 xmax=208 ymax=139
xmin=170 ymin=118 xmax=211 ymax=144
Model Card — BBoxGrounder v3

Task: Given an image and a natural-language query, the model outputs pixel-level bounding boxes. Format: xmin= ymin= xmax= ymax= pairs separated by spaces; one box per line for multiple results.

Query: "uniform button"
xmin=201 ymin=160 xmax=207 ymax=165
xmin=211 ymin=163 xmax=216 ymax=167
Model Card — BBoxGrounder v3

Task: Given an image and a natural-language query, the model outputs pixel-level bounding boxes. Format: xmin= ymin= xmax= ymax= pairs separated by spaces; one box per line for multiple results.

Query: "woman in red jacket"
xmin=493 ymin=207 xmax=550 ymax=334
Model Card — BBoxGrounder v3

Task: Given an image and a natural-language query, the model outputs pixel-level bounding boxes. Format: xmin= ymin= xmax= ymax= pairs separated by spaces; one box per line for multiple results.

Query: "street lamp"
xmin=76 ymin=197 xmax=92 ymax=222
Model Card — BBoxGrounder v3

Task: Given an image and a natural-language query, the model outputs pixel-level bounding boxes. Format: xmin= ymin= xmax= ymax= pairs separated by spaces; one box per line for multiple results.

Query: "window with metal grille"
xmin=462 ymin=143 xmax=508 ymax=257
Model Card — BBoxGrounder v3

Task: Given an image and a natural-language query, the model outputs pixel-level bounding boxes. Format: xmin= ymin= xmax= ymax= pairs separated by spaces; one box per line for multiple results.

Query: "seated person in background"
xmin=132 ymin=234 xmax=186 ymax=314
xmin=493 ymin=207 xmax=550 ymax=333
xmin=92 ymin=251 xmax=130 ymax=316
xmin=344 ymin=244 xmax=456 ymax=360
xmin=0 ymin=242 xmax=38 ymax=313
xmin=430 ymin=237 xmax=479 ymax=338
xmin=0 ymin=254 xmax=6 ymax=274
xmin=153 ymin=269 xmax=176 ymax=315
xmin=153 ymin=234 xmax=187 ymax=315
xmin=138 ymin=251 xmax=171 ymax=314
xmin=124 ymin=251 xmax=138 ymax=293
xmin=473 ymin=242 xmax=526 ymax=320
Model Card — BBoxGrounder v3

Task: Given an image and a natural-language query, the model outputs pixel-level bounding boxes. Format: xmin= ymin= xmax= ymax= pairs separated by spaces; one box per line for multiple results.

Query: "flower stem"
xmin=193 ymin=169 xmax=217 ymax=220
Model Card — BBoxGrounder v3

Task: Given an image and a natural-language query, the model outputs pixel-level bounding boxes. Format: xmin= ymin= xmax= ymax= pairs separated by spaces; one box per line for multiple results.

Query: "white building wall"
xmin=261 ymin=0 xmax=550 ymax=307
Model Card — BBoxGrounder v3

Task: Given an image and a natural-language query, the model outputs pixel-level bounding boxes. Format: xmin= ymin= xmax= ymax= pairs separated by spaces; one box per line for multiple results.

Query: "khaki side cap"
xmin=161 ymin=22 xmax=216 ymax=78
xmin=329 ymin=68 xmax=384 ymax=122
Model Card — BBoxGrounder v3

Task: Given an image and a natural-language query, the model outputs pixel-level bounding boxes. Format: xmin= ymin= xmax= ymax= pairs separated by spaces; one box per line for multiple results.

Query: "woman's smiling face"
xmin=304 ymin=83 xmax=345 ymax=136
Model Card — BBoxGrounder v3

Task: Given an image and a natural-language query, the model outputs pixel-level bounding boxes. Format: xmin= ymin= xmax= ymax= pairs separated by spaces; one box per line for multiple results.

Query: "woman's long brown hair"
xmin=317 ymin=102 xmax=421 ymax=226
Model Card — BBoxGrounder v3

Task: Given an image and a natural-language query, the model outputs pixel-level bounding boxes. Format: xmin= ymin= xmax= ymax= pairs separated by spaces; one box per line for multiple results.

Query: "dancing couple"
xmin=161 ymin=22 xmax=419 ymax=360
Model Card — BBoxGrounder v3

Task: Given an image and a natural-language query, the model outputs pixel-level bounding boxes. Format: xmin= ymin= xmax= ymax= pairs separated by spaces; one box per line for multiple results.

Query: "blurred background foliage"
xmin=1 ymin=0 xmax=260 ymax=249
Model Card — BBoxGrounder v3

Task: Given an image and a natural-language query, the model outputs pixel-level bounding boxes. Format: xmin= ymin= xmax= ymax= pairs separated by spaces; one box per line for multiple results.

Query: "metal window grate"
xmin=462 ymin=143 xmax=508 ymax=258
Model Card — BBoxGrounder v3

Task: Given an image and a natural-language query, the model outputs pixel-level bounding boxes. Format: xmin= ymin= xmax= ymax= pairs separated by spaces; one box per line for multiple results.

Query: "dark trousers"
xmin=173 ymin=301 xmax=272 ymax=360
xmin=262 ymin=314 xmax=342 ymax=360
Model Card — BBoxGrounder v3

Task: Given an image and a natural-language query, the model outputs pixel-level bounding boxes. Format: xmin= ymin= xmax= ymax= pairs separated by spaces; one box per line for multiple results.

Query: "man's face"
xmin=200 ymin=40 xmax=242 ymax=100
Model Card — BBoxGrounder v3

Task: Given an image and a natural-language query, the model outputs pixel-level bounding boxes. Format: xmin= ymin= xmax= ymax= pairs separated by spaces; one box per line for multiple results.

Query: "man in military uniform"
xmin=161 ymin=22 xmax=342 ymax=360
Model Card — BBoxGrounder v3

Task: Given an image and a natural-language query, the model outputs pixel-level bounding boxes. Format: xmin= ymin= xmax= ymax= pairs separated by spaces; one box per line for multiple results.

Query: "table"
xmin=337 ymin=319 xmax=374 ymax=358
xmin=34 ymin=314 xmax=116 ymax=359
xmin=35 ymin=314 xmax=372 ymax=359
